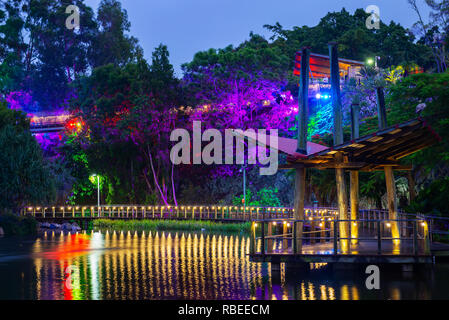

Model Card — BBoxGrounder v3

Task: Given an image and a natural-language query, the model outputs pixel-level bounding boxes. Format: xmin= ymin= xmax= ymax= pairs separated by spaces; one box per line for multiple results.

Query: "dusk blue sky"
xmin=84 ymin=0 xmax=432 ymax=76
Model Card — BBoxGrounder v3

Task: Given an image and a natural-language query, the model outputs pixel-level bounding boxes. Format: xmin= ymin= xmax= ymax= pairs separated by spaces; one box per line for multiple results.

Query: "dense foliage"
xmin=0 ymin=101 xmax=55 ymax=212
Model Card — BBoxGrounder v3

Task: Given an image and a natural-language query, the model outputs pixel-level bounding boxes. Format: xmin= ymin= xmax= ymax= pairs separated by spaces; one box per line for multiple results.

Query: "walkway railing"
xmin=21 ymin=205 xmax=407 ymax=222
xmin=21 ymin=205 xmax=339 ymax=221
xmin=250 ymin=218 xmax=432 ymax=256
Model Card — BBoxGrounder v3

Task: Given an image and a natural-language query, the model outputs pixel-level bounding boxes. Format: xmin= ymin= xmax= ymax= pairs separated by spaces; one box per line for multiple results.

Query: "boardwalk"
xmin=248 ymin=216 xmax=449 ymax=265
xmin=22 ymin=205 xmax=449 ymax=265
xmin=22 ymin=205 xmax=340 ymax=222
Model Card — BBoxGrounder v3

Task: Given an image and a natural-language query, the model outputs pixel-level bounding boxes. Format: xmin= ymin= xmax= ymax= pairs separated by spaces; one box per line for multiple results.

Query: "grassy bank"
xmin=0 ymin=214 xmax=38 ymax=236
xmin=93 ymin=219 xmax=251 ymax=233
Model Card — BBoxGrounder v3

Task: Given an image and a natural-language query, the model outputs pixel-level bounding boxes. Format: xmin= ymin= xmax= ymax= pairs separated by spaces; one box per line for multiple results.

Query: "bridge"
xmin=21 ymin=205 xmax=449 ymax=266
xmin=29 ymin=112 xmax=70 ymax=134
xmin=22 ymin=205 xmax=339 ymax=222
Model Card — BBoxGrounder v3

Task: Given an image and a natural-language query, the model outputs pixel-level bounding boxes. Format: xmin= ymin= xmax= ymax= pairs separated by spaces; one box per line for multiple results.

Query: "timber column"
xmin=293 ymin=47 xmax=310 ymax=253
xmin=377 ymin=85 xmax=400 ymax=243
xmin=350 ymin=99 xmax=360 ymax=244
xmin=329 ymin=42 xmax=349 ymax=252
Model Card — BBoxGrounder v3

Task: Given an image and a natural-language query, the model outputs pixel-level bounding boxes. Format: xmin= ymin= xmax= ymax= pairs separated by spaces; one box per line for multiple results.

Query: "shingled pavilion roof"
xmin=282 ymin=118 xmax=441 ymax=171
xmin=236 ymin=118 xmax=440 ymax=172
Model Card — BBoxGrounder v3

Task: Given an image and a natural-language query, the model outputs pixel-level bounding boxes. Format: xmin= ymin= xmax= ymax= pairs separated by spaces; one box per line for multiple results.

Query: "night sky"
xmin=84 ymin=0 xmax=432 ymax=76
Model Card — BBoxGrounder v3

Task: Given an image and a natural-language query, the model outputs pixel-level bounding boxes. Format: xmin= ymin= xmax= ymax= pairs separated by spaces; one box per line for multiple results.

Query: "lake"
xmin=0 ymin=230 xmax=448 ymax=300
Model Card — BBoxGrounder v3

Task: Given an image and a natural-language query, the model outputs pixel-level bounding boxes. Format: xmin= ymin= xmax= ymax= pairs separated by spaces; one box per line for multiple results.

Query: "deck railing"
xmin=250 ymin=218 xmax=432 ymax=256
xmin=21 ymin=205 xmax=340 ymax=221
xmin=21 ymin=205 xmax=407 ymax=223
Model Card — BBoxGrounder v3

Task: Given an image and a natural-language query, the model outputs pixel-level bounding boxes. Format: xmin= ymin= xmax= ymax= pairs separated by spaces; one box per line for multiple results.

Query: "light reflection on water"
xmin=0 ymin=231 xmax=446 ymax=300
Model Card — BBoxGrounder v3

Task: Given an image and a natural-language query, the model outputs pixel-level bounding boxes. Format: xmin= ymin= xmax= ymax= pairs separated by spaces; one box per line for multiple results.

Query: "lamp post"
xmin=91 ymin=174 xmax=100 ymax=207
xmin=240 ymin=163 xmax=247 ymax=216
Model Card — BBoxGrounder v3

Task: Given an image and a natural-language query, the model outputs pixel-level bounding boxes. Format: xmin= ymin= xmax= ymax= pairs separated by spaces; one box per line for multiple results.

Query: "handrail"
xmin=250 ymin=218 xmax=431 ymax=257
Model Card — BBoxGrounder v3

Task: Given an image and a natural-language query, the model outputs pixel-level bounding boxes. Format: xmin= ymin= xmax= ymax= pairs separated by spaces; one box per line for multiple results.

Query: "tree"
xmin=91 ymin=0 xmax=141 ymax=68
xmin=68 ymin=45 xmax=181 ymax=205
xmin=0 ymin=0 xmax=27 ymax=94
xmin=0 ymin=100 xmax=56 ymax=212
xmin=408 ymin=0 xmax=448 ymax=72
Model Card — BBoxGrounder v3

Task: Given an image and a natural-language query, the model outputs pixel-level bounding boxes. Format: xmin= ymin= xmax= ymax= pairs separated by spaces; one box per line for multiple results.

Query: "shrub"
xmin=93 ymin=219 xmax=251 ymax=233
xmin=0 ymin=213 xmax=38 ymax=236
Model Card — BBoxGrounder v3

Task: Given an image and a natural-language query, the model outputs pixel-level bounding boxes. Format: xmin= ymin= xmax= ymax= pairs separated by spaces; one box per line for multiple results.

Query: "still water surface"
xmin=0 ymin=230 xmax=448 ymax=300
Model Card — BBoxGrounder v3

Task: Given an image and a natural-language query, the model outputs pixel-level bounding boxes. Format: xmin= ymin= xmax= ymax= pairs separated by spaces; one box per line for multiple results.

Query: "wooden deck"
xmin=249 ymin=240 xmax=449 ymax=264
xmin=248 ymin=217 xmax=449 ymax=265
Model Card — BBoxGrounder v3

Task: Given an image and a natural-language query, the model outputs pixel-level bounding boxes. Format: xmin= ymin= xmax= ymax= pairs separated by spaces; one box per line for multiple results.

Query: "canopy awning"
xmin=293 ymin=52 xmax=364 ymax=79
xmin=282 ymin=118 xmax=440 ymax=171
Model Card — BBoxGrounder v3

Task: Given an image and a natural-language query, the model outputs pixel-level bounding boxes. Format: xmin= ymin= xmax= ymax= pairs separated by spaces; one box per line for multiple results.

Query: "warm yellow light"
xmin=353 ymin=222 xmax=357 ymax=226
xmin=287 ymin=223 xmax=291 ymax=227
xmin=319 ymin=223 xmax=323 ymax=227
xmin=386 ymin=223 xmax=391 ymax=228
xmin=254 ymin=223 xmax=258 ymax=227
xmin=283 ymin=221 xmax=287 ymax=225
xmin=421 ymin=222 xmax=427 ymax=227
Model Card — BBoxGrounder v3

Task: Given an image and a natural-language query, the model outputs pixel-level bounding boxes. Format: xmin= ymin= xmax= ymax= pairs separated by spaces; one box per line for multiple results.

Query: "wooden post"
xmin=376 ymin=87 xmax=388 ymax=129
xmin=413 ymin=221 xmax=418 ymax=256
xmin=297 ymin=47 xmax=310 ymax=154
xmin=294 ymin=168 xmax=306 ymax=253
xmin=350 ymin=171 xmax=359 ymax=245
xmin=329 ymin=42 xmax=343 ymax=146
xmin=329 ymin=42 xmax=349 ymax=252
xmin=385 ymin=166 xmax=400 ymax=243
xmin=267 ymin=222 xmax=273 ymax=253
xmin=350 ymin=101 xmax=360 ymax=244
xmin=250 ymin=222 xmax=256 ymax=255
xmin=377 ymin=220 xmax=382 ymax=254
xmin=335 ymin=154 xmax=349 ymax=253
xmin=407 ymin=171 xmax=416 ymax=204
xmin=261 ymin=221 xmax=265 ymax=256
xmin=283 ymin=222 xmax=289 ymax=252
xmin=377 ymin=84 xmax=400 ymax=242
xmin=310 ymin=217 xmax=316 ymax=244
xmin=350 ymin=101 xmax=360 ymax=141
xmin=320 ymin=217 xmax=325 ymax=244
xmin=333 ymin=221 xmax=338 ymax=254
xmin=293 ymin=46 xmax=310 ymax=254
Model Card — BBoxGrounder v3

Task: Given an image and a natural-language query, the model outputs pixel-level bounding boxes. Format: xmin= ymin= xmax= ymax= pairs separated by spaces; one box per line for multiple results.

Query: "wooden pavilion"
xmin=286 ymin=45 xmax=438 ymax=254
